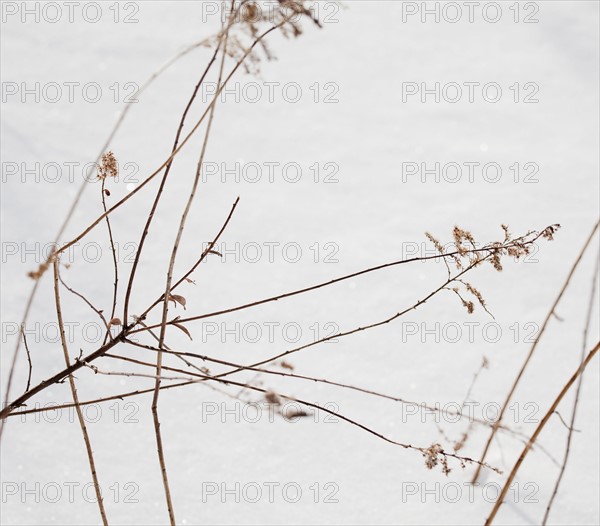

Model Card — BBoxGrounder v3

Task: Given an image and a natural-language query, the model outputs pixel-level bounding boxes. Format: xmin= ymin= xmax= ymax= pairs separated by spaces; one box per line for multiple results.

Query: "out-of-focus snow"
xmin=1 ymin=1 xmax=598 ymax=525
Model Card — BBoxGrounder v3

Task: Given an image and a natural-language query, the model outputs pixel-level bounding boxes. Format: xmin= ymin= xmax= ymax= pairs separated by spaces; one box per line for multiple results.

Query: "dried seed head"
xmin=422 ymin=443 xmax=451 ymax=474
xmin=490 ymin=250 xmax=503 ymax=272
xmin=466 ymin=283 xmax=486 ymax=309
xmin=97 ymin=151 xmax=118 ymax=180
xmin=425 ymin=232 xmax=445 ymax=255
xmin=453 ymin=226 xmax=476 ymax=256
xmin=462 ymin=299 xmax=475 ymax=314
xmin=541 ymin=224 xmax=561 ymax=241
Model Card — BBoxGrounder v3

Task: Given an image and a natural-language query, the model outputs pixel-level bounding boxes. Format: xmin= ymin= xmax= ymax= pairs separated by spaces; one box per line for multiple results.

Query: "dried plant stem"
xmin=150 ymin=30 xmax=229 ymax=525
xmin=52 ymin=23 xmax=283 ymax=263
xmin=122 ymin=1 xmax=247 ymax=324
xmin=541 ymin=249 xmax=600 ymax=524
xmin=0 ymin=36 xmax=218 ymax=440
xmin=0 ymin=14 xmax=272 ymax=425
xmin=52 ymin=261 xmax=108 ymax=526
xmin=101 ymin=178 xmax=119 ymax=345
xmin=134 ymin=232 xmax=550 ymax=334
xmin=84 ymin=363 xmax=192 ymax=382
xmin=0 ymin=196 xmax=239 ymax=420
xmin=0 ymin=279 xmax=42 ymax=440
xmin=1 ymin=33 xmax=251 ymax=431
xmin=83 ymin=352 xmax=500 ymax=472
xmin=136 ymin=197 xmax=240 ymax=321
xmin=170 ymin=256 xmax=496 ymax=383
xmin=20 ymin=326 xmax=32 ymax=392
xmin=0 ymin=229 xmax=549 ymax=421
xmin=0 ymin=26 xmax=274 ymax=419
xmin=58 ymin=274 xmax=110 ymax=331
xmin=10 ymin=382 xmax=195 ymax=416
xmin=484 ymin=341 xmax=600 ymax=525
xmin=112 ymin=343 xmax=520 ymax=435
xmin=472 ymin=219 xmax=600 ymax=482
xmin=122 ymin=40 xmax=223 ymax=325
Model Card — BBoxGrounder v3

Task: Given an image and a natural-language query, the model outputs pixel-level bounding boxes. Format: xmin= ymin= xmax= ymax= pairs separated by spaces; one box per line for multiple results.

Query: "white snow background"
xmin=1 ymin=1 xmax=599 ymax=525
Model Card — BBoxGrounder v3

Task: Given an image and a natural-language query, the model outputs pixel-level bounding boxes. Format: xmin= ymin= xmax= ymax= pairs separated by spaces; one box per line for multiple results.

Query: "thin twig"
xmin=0 ymin=228 xmax=551 ymax=421
xmin=150 ymin=27 xmax=230 ymax=524
xmin=472 ymin=219 xmax=600 ymax=482
xmin=135 ymin=197 xmax=240 ymax=322
xmin=52 ymin=261 xmax=108 ymax=525
xmin=117 ymin=342 xmax=521 ymax=434
xmin=20 ymin=326 xmax=33 ymax=392
xmin=0 ymin=35 xmax=219 ymax=440
xmin=0 ymin=274 xmax=43 ymax=440
xmin=122 ymin=38 xmax=223 ymax=326
xmin=101 ymin=177 xmax=119 ymax=345
xmin=200 ymin=257 xmax=495 ymax=380
xmin=58 ymin=273 xmax=110 ymax=331
xmin=133 ymin=231 xmax=551 ymax=334
xmin=91 ymin=353 xmax=502 ymax=473
xmin=484 ymin=341 xmax=600 ymax=525
xmin=541 ymin=248 xmax=600 ymax=524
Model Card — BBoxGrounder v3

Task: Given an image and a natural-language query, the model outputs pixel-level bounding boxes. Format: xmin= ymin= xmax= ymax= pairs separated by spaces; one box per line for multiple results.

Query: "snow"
xmin=1 ymin=1 xmax=599 ymax=525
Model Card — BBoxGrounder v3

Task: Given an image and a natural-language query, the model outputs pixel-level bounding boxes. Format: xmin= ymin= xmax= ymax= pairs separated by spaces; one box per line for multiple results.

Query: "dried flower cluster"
xmin=207 ymin=0 xmax=322 ymax=75
xmin=97 ymin=151 xmax=118 ymax=180
xmin=453 ymin=226 xmax=477 ymax=256
xmin=422 ymin=443 xmax=451 ymax=475
xmin=426 ymin=224 xmax=560 ymax=315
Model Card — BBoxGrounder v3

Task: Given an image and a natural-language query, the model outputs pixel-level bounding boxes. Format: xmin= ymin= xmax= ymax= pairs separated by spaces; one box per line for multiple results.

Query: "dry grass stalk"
xmin=541 ymin=249 xmax=600 ymax=524
xmin=52 ymin=260 xmax=108 ymax=525
xmin=472 ymin=219 xmax=600 ymax=483
xmin=485 ymin=342 xmax=600 ymax=525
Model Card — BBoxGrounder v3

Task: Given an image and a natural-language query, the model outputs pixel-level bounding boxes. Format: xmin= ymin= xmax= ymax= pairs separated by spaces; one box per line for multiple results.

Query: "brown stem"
xmin=134 ymin=233 xmax=549 ymax=334
xmin=91 ymin=352 xmax=500 ymax=472
xmin=150 ymin=24 xmax=230 ymax=525
xmin=0 ymin=35 xmax=219 ymax=441
xmin=122 ymin=40 xmax=223 ymax=326
xmin=472 ymin=219 xmax=600 ymax=482
xmin=101 ymin=177 xmax=119 ymax=345
xmin=52 ymin=261 xmax=108 ymax=525
xmin=484 ymin=342 xmax=600 ymax=525
xmin=116 ymin=343 xmax=519 ymax=434
xmin=541 ymin=249 xmax=600 ymax=524
xmin=0 ymin=23 xmax=281 ymax=425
